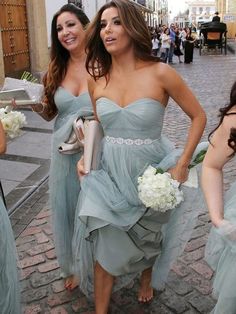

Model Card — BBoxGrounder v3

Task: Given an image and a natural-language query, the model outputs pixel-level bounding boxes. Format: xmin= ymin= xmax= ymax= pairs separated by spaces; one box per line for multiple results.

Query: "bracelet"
xmin=32 ymin=102 xmax=46 ymax=114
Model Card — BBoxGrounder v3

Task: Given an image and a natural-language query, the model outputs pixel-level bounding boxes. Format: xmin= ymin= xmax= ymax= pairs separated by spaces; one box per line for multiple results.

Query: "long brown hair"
xmin=43 ymin=4 xmax=89 ymax=114
xmin=85 ymin=0 xmax=159 ymax=80
xmin=209 ymin=80 xmax=236 ymax=156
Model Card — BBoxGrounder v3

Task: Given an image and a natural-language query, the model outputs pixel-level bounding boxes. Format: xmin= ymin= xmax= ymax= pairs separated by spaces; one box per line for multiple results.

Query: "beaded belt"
xmin=105 ymin=135 xmax=154 ymax=145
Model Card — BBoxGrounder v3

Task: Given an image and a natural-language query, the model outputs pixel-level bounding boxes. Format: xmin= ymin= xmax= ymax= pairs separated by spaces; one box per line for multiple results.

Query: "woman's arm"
xmin=160 ymin=65 xmax=207 ymax=182
xmin=201 ymin=115 xmax=235 ymax=227
xmin=31 ymin=101 xmax=57 ymax=122
xmin=0 ymin=121 xmax=6 ymax=154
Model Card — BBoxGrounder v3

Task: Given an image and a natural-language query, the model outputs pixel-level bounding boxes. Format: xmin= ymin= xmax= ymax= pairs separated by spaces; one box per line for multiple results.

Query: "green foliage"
xmin=189 ymin=149 xmax=207 ymax=169
xmin=20 ymin=71 xmax=38 ymax=83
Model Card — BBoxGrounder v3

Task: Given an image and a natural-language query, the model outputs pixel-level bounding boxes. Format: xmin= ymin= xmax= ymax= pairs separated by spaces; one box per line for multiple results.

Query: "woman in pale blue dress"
xmin=73 ymin=1 xmax=207 ymax=313
xmin=203 ymin=81 xmax=236 ymax=313
xmin=0 ymin=121 xmax=20 ymax=313
xmin=30 ymin=4 xmax=93 ymax=290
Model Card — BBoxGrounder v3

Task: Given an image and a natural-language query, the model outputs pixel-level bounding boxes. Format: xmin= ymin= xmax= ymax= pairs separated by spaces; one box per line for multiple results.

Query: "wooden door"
xmin=0 ymin=0 xmax=30 ymax=77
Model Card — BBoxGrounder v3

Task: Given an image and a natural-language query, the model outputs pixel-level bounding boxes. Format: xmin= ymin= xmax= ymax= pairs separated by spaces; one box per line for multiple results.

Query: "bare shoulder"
xmin=151 ymin=62 xmax=182 ymax=82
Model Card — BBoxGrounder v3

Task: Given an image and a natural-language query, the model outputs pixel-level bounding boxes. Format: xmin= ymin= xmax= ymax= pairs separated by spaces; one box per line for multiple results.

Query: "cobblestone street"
xmin=7 ymin=50 xmax=236 ymax=313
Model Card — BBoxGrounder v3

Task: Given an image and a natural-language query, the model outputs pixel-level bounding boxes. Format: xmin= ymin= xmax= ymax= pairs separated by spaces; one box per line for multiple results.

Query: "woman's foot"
xmin=138 ymin=268 xmax=153 ymax=303
xmin=64 ymin=275 xmax=79 ymax=291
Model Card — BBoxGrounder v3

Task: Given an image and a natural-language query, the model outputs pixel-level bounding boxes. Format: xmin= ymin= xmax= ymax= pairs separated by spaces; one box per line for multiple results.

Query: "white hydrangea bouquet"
xmin=138 ymin=166 xmax=184 ymax=212
xmin=138 ymin=149 xmax=207 ymax=213
xmin=0 ymin=106 xmax=26 ymax=138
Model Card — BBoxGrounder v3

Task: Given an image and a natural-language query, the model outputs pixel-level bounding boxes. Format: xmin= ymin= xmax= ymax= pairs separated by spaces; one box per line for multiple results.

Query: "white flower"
xmin=138 ymin=165 xmax=184 ymax=212
xmin=0 ymin=108 xmax=26 ymax=138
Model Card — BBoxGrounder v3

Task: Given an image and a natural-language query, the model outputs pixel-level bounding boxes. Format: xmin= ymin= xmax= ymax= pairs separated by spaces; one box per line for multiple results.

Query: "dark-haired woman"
xmin=74 ymin=0 xmax=206 ymax=312
xmin=30 ymin=4 xmax=93 ymax=290
xmin=184 ymin=28 xmax=195 ymax=64
xmin=203 ymin=81 xmax=236 ymax=314
xmin=0 ymin=121 xmax=20 ymax=313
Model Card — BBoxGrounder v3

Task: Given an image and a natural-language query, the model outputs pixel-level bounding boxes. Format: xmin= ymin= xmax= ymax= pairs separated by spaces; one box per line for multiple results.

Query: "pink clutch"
xmin=83 ymin=120 xmax=104 ymax=173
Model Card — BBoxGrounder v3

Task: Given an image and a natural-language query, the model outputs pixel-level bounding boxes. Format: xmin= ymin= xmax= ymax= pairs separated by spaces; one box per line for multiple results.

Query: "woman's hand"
xmin=11 ymin=98 xmax=17 ymax=110
xmin=77 ymin=156 xmax=89 ymax=180
xmin=168 ymin=163 xmax=189 ymax=183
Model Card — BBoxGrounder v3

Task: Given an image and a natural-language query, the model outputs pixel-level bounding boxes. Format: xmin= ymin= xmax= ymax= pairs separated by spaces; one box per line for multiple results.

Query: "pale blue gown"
xmin=205 ymin=160 xmax=236 ymax=314
xmin=73 ymin=97 xmax=206 ymax=297
xmin=0 ymin=197 xmax=20 ymax=313
xmin=50 ymin=87 xmax=92 ymax=277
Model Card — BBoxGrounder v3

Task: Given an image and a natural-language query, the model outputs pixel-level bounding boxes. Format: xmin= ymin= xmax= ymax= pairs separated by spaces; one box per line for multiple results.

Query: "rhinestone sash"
xmin=105 ymin=135 xmax=154 ymax=145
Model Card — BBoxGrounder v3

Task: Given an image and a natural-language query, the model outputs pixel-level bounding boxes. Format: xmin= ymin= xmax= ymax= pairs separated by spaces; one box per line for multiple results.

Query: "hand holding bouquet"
xmin=138 ymin=148 xmax=207 ymax=212
xmin=138 ymin=166 xmax=184 ymax=212
xmin=0 ymin=106 xmax=26 ymax=138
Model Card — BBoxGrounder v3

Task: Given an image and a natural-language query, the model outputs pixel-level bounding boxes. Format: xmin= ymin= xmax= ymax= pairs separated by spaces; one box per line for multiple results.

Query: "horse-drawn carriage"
xmin=199 ymin=22 xmax=227 ymax=55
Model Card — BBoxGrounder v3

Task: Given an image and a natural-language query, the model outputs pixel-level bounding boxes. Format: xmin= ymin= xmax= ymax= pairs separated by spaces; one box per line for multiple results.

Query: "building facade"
xmin=185 ymin=0 xmax=216 ymax=27
xmin=216 ymin=0 xmax=236 ymax=38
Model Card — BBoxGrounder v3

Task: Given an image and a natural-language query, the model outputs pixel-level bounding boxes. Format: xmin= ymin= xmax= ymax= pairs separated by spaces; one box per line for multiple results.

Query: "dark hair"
xmin=43 ymin=4 xmax=90 ymax=114
xmin=209 ymin=80 xmax=236 ymax=156
xmin=85 ymin=0 xmax=159 ymax=80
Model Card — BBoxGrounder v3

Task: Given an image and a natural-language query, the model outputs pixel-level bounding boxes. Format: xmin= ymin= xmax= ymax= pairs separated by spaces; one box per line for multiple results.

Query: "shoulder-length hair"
xmin=209 ymin=80 xmax=236 ymax=156
xmin=85 ymin=0 xmax=159 ymax=81
xmin=43 ymin=4 xmax=89 ymax=114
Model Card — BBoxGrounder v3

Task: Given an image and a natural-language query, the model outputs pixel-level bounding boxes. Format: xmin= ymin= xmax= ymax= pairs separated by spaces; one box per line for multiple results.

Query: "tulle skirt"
xmin=205 ymin=180 xmax=236 ymax=314
xmin=0 ymin=197 xmax=20 ymax=313
xmin=72 ymin=138 xmax=207 ymax=298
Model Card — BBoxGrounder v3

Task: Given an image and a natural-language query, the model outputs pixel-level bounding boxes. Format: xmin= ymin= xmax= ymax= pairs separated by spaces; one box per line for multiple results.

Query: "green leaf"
xmin=188 ymin=149 xmax=207 ymax=169
xmin=155 ymin=168 xmax=164 ymax=174
xmin=20 ymin=71 xmax=38 ymax=83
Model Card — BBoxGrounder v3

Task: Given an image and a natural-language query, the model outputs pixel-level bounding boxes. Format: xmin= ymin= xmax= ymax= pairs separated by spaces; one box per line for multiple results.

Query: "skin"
xmin=0 ymin=121 xmax=6 ymax=154
xmin=13 ymin=12 xmax=88 ymax=122
xmin=201 ymin=106 xmax=236 ymax=227
xmin=78 ymin=7 xmax=206 ymax=313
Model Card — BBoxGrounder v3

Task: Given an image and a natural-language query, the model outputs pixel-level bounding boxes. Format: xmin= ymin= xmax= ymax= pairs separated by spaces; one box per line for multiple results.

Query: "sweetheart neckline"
xmin=59 ymin=86 xmax=88 ymax=98
xmin=96 ymin=97 xmax=165 ymax=110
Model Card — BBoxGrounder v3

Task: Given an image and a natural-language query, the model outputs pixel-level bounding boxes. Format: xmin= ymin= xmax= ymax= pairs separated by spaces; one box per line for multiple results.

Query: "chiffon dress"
xmin=49 ymin=87 xmax=92 ymax=277
xmin=205 ymin=159 xmax=236 ymax=314
xmin=0 ymin=197 xmax=20 ymax=314
xmin=73 ymin=97 xmax=206 ymax=297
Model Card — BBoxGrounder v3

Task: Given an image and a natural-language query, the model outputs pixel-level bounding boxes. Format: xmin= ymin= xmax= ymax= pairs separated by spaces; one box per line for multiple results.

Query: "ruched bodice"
xmin=54 ymin=87 xmax=92 ymax=130
xmin=97 ymin=97 xmax=165 ymax=139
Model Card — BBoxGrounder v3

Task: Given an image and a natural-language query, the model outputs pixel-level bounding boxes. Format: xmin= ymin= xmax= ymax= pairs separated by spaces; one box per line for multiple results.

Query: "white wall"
xmin=44 ymin=0 xmax=67 ymax=47
xmin=82 ymin=0 xmax=107 ymax=20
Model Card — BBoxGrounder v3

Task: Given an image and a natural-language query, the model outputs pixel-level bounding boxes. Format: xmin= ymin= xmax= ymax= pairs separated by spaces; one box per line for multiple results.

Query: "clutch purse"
xmin=58 ymin=118 xmax=84 ymax=155
xmin=83 ymin=119 xmax=104 ymax=172
xmin=0 ymin=77 xmax=44 ymax=107
xmin=58 ymin=117 xmax=104 ymax=172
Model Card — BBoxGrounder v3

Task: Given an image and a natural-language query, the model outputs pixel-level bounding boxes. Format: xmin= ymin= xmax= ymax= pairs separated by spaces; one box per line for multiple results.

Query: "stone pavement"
xmin=1 ymin=47 xmax=236 ymax=313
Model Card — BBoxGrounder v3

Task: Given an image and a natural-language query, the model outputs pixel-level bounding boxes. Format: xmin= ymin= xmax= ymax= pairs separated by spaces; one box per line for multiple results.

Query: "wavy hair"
xmin=42 ymin=4 xmax=89 ymax=114
xmin=209 ymin=80 xmax=236 ymax=156
xmin=85 ymin=0 xmax=159 ymax=80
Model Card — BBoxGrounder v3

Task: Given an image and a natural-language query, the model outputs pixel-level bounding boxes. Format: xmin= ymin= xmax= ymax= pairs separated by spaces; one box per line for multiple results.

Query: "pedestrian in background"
xmin=151 ymin=33 xmax=159 ymax=56
xmin=168 ymin=23 xmax=176 ymax=64
xmin=74 ymin=1 xmax=206 ymax=313
xmin=160 ymin=27 xmax=170 ymax=62
xmin=174 ymin=27 xmax=183 ymax=63
xmin=26 ymin=4 xmax=93 ymax=290
xmin=203 ymin=81 xmax=236 ymax=314
xmin=184 ymin=28 xmax=195 ymax=64
xmin=0 ymin=120 xmax=20 ymax=314
xmin=212 ymin=11 xmax=220 ymax=22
